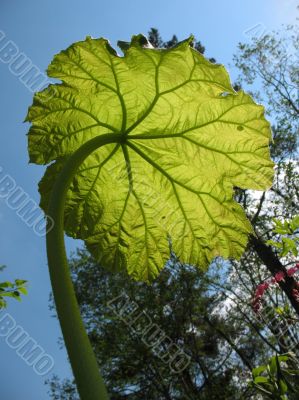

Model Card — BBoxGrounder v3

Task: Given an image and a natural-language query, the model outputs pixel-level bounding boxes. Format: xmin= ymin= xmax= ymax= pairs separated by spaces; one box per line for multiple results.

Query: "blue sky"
xmin=0 ymin=0 xmax=297 ymax=398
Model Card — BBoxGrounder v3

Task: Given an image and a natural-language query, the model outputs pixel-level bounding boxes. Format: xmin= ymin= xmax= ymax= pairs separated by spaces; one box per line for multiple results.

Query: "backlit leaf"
xmin=26 ymin=35 xmax=274 ymax=281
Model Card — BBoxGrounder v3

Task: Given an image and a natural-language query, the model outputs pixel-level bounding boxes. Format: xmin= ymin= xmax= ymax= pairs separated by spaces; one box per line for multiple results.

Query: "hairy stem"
xmin=46 ymin=133 xmax=122 ymax=400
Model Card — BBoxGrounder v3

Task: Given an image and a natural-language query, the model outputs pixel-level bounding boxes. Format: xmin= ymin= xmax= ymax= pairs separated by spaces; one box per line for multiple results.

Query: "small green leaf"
xmin=281 ymin=237 xmax=297 ymax=257
xmin=277 ymin=355 xmax=289 ymax=363
xmin=269 ymin=356 xmax=278 ymax=375
xmin=252 ymin=365 xmax=267 ymax=377
xmin=254 ymin=376 xmax=269 ymax=384
xmin=267 ymin=239 xmax=282 ymax=249
xmin=18 ymin=287 xmax=28 ymax=295
xmin=290 ymin=215 xmax=299 ymax=231
xmin=15 ymin=279 xmax=27 ymax=286
xmin=278 ymin=379 xmax=288 ymax=394
xmin=0 ymin=299 xmax=7 ymax=308
xmin=0 ymin=281 xmax=13 ymax=288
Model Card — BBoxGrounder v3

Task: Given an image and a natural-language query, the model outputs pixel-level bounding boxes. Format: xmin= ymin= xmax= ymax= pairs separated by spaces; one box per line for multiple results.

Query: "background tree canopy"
xmin=47 ymin=27 xmax=299 ymax=400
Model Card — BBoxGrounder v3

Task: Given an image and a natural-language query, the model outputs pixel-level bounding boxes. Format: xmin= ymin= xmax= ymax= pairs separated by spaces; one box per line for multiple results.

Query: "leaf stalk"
xmin=46 ymin=133 xmax=122 ymax=400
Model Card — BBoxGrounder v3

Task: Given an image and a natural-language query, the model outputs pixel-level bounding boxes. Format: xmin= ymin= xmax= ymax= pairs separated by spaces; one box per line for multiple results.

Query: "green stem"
xmin=46 ymin=133 xmax=122 ymax=400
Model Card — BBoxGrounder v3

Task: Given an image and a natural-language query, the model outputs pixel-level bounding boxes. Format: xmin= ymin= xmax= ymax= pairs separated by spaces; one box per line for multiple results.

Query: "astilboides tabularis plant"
xmin=25 ymin=34 xmax=274 ymax=399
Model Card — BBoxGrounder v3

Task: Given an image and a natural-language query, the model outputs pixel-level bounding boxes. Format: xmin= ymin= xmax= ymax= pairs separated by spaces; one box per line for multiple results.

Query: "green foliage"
xmin=249 ymin=353 xmax=299 ymax=399
xmin=267 ymin=216 xmax=299 ymax=257
xmin=26 ymin=34 xmax=273 ymax=281
xmin=0 ymin=266 xmax=28 ymax=309
xmin=272 ymin=216 xmax=299 ymax=236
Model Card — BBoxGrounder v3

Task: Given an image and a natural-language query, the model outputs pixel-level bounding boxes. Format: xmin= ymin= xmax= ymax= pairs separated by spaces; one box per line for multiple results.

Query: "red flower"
xmin=252 ymin=282 xmax=270 ymax=313
xmin=274 ymin=271 xmax=285 ymax=282
xmin=292 ymin=289 xmax=299 ymax=303
xmin=286 ymin=265 xmax=299 ymax=277
xmin=251 ymin=264 xmax=299 ymax=313
xmin=255 ymin=282 xmax=269 ymax=298
xmin=252 ymin=297 xmax=262 ymax=313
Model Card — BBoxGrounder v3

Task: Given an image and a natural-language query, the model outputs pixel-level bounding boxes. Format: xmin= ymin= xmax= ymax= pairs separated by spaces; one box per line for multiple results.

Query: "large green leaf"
xmin=26 ymin=35 xmax=274 ymax=281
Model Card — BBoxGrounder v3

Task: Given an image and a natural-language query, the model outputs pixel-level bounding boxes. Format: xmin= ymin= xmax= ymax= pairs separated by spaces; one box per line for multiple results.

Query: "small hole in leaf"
xmin=219 ymin=92 xmax=230 ymax=97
